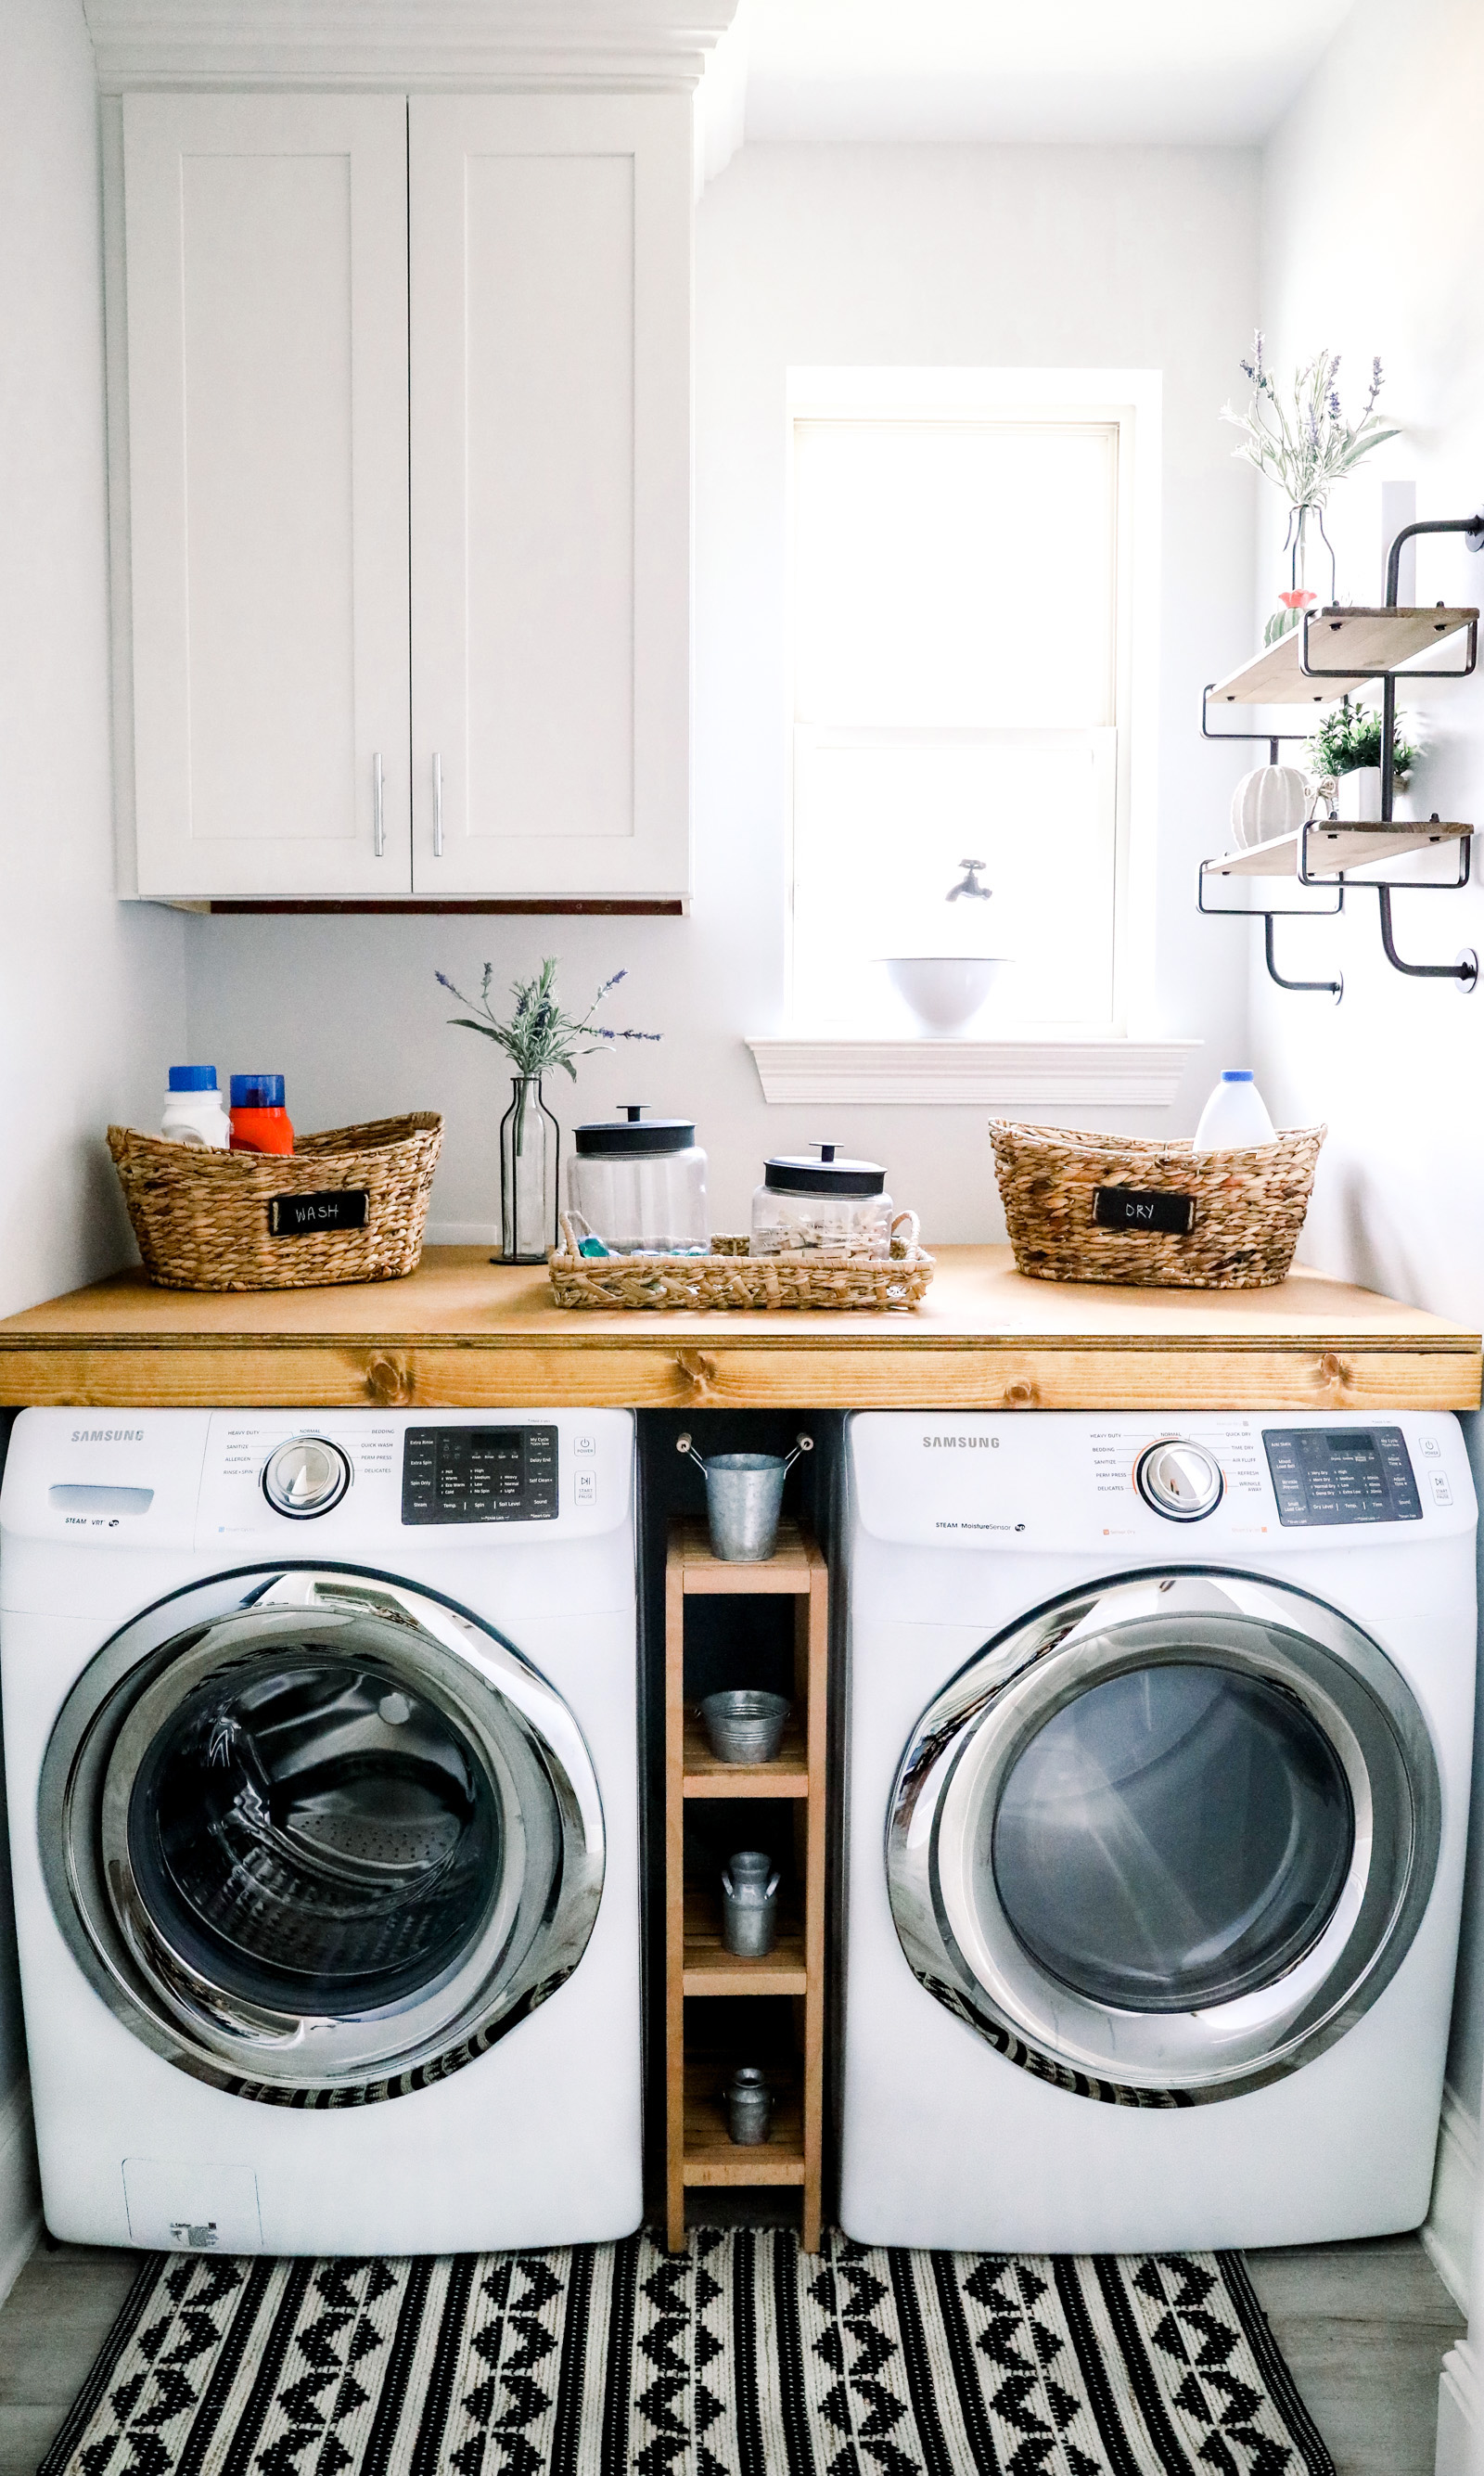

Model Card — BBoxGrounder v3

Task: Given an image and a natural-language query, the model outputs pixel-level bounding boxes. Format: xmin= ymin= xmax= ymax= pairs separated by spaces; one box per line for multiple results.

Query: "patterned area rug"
xmin=41 ymin=2228 xmax=1333 ymax=2476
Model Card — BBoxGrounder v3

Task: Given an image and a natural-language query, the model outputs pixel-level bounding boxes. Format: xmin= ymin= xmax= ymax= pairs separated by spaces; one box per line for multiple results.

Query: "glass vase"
xmin=498 ymin=1077 xmax=559 ymax=1264
xmin=1264 ymin=502 xmax=1338 ymax=647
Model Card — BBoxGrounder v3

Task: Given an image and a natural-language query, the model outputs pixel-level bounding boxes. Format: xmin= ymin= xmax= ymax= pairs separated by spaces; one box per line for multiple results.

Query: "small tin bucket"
xmin=726 ymin=2065 xmax=772 ymax=2146
xmin=699 ymin=1690 xmax=791 ymax=1765
xmin=677 ymin=1431 xmax=813 ymax=1562
xmin=722 ymin=1851 xmax=781 ymax=1956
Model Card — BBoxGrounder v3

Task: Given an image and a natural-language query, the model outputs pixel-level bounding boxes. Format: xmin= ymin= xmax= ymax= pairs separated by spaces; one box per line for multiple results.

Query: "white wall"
xmin=0 ymin=0 xmax=185 ymax=1332
xmin=184 ymin=140 xmax=1260 ymax=1241
xmin=0 ymin=0 xmax=184 ymax=2230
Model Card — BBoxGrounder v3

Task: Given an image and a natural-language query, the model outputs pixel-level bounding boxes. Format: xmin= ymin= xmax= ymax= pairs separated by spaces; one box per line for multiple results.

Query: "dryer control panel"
xmin=401 ymin=1426 xmax=557 ymax=1524
xmin=1262 ymin=1427 xmax=1422 ymax=1527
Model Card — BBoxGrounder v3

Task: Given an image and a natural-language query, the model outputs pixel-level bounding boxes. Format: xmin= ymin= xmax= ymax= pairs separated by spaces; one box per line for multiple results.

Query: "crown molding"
xmin=83 ymin=0 xmax=742 ymax=93
xmin=745 ymin=1038 xmax=1201 ymax=1110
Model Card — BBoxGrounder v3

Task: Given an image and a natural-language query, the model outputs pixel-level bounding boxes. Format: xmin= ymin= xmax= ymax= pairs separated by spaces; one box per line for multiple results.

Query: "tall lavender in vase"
xmin=438 ymin=959 xmax=660 ymax=1263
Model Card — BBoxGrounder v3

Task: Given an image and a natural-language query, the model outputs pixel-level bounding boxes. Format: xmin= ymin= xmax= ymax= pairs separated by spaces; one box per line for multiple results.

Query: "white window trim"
xmin=754 ymin=364 xmax=1170 ymax=1104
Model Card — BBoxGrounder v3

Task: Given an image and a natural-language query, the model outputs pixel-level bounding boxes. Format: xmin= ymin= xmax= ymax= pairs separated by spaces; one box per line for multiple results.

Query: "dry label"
xmin=268 ymin=1189 xmax=369 ymax=1238
xmin=1092 ymin=1186 xmax=1196 ymax=1237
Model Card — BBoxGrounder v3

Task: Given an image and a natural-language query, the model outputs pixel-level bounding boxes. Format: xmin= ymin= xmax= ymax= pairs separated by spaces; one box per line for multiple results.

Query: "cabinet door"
xmin=122 ymin=95 xmax=411 ymax=898
xmin=410 ymin=96 xmax=692 ymax=899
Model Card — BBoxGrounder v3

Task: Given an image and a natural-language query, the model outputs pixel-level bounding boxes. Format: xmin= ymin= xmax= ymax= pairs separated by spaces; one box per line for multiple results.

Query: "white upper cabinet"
xmin=114 ymin=89 xmax=694 ymax=904
xmin=122 ymin=95 xmax=413 ymax=898
xmin=409 ymin=96 xmax=692 ymax=900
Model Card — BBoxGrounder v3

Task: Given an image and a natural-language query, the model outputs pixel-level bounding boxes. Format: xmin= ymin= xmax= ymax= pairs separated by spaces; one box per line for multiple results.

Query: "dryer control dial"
xmin=1135 ymin=1438 xmax=1223 ymax=1522
xmin=262 ymin=1437 xmax=351 ymax=1520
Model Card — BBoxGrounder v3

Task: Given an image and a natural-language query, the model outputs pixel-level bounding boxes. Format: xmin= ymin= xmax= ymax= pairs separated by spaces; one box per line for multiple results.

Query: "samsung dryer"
xmin=0 ymin=1407 xmax=641 ymax=2255
xmin=838 ymin=1410 xmax=1477 ymax=2251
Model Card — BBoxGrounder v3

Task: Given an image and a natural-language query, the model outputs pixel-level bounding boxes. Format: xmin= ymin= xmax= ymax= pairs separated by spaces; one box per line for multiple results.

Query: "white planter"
xmin=1336 ymin=765 xmax=1383 ymax=823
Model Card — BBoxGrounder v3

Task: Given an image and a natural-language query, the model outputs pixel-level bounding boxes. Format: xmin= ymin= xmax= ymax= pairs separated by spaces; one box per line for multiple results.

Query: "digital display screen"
xmin=1320 ymin=1433 xmax=1378 ymax=1462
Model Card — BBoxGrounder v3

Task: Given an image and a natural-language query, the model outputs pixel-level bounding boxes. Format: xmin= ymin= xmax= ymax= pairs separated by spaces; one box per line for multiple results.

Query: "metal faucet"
xmin=946 ymin=858 xmax=991 ymax=902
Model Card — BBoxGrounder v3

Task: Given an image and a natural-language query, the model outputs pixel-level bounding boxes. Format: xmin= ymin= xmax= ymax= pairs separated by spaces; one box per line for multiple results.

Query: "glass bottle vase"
xmin=498 ymin=1077 xmax=560 ymax=1264
xmin=1264 ymin=502 xmax=1338 ymax=646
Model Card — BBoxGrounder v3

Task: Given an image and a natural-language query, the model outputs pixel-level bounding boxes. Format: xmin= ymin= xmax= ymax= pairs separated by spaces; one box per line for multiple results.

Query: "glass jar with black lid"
xmin=750 ymin=1142 xmax=893 ymax=1257
xmin=567 ymin=1105 xmax=709 ymax=1254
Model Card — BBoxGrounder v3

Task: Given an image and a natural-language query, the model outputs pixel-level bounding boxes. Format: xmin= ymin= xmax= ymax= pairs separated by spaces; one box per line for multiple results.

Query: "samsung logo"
xmin=70 ymin=1428 xmax=144 ymax=1443
xmin=922 ymin=1434 xmax=999 ymax=1449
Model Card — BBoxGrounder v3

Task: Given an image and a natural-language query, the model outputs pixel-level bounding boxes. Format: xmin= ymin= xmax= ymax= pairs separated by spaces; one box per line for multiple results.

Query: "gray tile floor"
xmin=0 ymin=2230 xmax=1462 ymax=2474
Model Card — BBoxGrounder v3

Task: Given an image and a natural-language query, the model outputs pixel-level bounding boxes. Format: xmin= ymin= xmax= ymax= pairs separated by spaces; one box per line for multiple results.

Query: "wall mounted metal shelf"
xmin=1199 ymin=512 xmax=1484 ymax=995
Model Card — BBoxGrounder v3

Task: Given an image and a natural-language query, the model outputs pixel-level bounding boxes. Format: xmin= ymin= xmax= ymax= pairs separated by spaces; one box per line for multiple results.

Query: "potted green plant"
xmin=1222 ymin=339 xmax=1400 ymax=645
xmin=438 ymin=959 xmax=659 ymax=1262
xmin=1306 ymin=697 xmax=1418 ymax=823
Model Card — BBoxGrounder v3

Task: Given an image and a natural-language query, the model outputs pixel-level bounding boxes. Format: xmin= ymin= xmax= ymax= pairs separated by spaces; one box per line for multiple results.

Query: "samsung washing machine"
xmin=0 ymin=1406 xmax=642 ymax=2255
xmin=838 ymin=1409 xmax=1477 ymax=2252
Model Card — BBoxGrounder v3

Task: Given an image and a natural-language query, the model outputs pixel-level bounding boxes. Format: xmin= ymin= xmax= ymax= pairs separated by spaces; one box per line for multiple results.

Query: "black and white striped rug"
xmin=42 ymin=2228 xmax=1332 ymax=2476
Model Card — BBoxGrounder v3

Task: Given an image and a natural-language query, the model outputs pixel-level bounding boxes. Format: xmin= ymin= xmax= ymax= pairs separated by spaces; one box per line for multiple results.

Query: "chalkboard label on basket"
xmin=268 ymin=1189 xmax=369 ymax=1238
xmin=1092 ymin=1186 xmax=1196 ymax=1238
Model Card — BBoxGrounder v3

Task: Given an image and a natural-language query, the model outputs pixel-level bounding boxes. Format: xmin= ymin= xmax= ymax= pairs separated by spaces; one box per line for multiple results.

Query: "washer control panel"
xmin=1261 ymin=1427 xmax=1422 ymax=1527
xmin=401 ymin=1426 xmax=558 ymax=1525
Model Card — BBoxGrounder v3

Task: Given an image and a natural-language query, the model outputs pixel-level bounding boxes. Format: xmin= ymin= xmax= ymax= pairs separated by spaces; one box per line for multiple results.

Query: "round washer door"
xmin=886 ymin=1569 xmax=1440 ymax=2103
xmin=41 ymin=1568 xmax=606 ymax=2104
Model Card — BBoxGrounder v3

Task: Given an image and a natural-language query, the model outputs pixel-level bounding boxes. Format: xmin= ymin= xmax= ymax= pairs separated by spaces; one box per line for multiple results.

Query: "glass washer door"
xmin=42 ymin=1569 xmax=606 ymax=2104
xmin=887 ymin=1570 xmax=1440 ymax=2103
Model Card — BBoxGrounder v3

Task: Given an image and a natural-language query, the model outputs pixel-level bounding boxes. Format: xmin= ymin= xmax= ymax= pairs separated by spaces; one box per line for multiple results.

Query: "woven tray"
xmin=989 ymin=1119 xmax=1325 ymax=1289
xmin=547 ymin=1215 xmax=934 ymax=1311
xmin=108 ymin=1112 xmax=443 ymax=1291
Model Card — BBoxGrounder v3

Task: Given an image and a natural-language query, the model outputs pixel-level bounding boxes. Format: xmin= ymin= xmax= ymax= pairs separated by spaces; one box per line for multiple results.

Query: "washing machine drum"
xmin=41 ymin=1570 xmax=606 ymax=2104
xmin=887 ymin=1569 xmax=1441 ymax=2103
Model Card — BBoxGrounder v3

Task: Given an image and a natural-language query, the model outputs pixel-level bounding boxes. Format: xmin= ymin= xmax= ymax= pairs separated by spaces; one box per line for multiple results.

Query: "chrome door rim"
xmin=41 ymin=1567 xmax=607 ymax=2104
xmin=886 ymin=1568 xmax=1440 ymax=2103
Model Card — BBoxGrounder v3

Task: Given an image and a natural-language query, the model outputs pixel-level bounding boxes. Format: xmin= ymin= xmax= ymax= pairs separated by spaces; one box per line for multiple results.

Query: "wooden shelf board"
xmin=675 ymin=1516 xmax=820 ymax=1596
xmin=1209 ymin=607 xmax=1478 ymax=708
xmin=683 ymin=1887 xmax=808 ymax=1996
xmin=682 ymin=1709 xmax=809 ymax=1799
xmin=1205 ymin=819 xmax=1472 ymax=881
xmin=682 ymin=2062 xmax=805 ymax=2184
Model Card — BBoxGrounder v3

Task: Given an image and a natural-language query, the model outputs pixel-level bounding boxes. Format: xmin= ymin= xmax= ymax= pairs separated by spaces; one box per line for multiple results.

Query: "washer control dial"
xmin=262 ymin=1436 xmax=351 ymax=1520
xmin=1135 ymin=1438 xmax=1223 ymax=1522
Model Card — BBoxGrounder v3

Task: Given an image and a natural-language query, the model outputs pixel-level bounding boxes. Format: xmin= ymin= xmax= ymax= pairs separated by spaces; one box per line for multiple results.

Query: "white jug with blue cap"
xmin=1193 ymin=1070 xmax=1277 ymax=1151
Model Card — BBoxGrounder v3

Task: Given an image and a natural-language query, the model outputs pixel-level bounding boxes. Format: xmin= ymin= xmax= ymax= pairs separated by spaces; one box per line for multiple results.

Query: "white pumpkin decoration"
xmin=1230 ymin=763 xmax=1309 ymax=850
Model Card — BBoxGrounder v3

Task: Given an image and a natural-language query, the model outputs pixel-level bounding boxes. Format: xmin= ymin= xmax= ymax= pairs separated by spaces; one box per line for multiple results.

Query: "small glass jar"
xmin=750 ymin=1144 xmax=893 ymax=1256
xmin=567 ymin=1106 xmax=709 ymax=1254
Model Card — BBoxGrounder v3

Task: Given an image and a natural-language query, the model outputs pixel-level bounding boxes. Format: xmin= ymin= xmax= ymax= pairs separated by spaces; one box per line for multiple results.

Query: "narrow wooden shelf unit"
xmin=665 ymin=1516 xmax=827 ymax=2251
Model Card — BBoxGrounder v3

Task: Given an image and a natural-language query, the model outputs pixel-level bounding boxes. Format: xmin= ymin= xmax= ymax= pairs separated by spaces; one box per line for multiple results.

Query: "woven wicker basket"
xmin=989 ymin=1119 xmax=1325 ymax=1289
xmin=547 ymin=1214 xmax=935 ymax=1311
xmin=108 ymin=1112 xmax=443 ymax=1291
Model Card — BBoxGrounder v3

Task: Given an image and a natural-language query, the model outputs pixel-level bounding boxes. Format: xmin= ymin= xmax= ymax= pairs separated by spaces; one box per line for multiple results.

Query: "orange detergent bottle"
xmin=229 ymin=1072 xmax=294 ymax=1154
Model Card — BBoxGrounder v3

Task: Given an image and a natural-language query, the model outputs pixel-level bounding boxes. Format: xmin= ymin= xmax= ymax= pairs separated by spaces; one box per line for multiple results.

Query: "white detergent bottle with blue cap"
xmin=160 ymin=1065 xmax=231 ymax=1148
xmin=1193 ymin=1068 xmax=1276 ymax=1151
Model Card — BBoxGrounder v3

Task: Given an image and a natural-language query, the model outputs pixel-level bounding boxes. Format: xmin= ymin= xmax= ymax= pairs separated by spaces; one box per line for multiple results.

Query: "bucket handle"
xmin=677 ymin=1431 xmax=814 ymax=1473
xmin=723 ymin=1867 xmax=782 ymax=1902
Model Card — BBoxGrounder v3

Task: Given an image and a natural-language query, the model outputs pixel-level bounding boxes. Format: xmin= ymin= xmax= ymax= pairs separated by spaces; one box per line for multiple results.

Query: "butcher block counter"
xmin=0 ymin=1247 xmax=1476 ymax=1412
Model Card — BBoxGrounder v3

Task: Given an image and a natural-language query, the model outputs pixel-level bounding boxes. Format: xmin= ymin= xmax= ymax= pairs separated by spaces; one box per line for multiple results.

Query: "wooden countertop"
xmin=0 ymin=1247 xmax=1476 ymax=1412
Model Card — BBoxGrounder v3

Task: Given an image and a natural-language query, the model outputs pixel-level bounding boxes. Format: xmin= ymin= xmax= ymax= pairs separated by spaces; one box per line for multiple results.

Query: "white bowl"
xmin=884 ymin=956 xmax=1010 ymax=1033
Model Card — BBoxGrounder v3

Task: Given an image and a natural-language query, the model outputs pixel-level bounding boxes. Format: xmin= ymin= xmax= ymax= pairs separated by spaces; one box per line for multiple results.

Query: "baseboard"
xmin=0 ymin=2076 xmax=41 ymax=2311
xmin=1436 ymin=2340 xmax=1479 ymax=2476
xmin=1424 ymin=2083 xmax=1478 ymax=2316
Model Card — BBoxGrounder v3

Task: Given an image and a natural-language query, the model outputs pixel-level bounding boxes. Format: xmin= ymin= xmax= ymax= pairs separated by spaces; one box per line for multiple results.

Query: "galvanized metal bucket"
xmin=721 ymin=1851 xmax=782 ymax=1956
xmin=677 ymin=1431 xmax=813 ymax=1562
xmin=726 ymin=2064 xmax=772 ymax=2146
xmin=699 ymin=1690 xmax=791 ymax=1765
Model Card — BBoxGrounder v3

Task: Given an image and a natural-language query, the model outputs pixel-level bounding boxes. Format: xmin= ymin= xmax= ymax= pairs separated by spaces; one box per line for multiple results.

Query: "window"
xmin=787 ymin=371 xmax=1149 ymax=1036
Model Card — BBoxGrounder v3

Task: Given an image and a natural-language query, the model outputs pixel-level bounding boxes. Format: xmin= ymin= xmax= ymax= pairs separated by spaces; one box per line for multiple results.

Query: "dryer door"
xmin=886 ymin=1569 xmax=1440 ymax=2102
xmin=42 ymin=1568 xmax=606 ymax=2103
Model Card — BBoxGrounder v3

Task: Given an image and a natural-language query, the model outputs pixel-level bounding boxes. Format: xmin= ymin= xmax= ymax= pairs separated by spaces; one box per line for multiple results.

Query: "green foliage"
xmin=1222 ymin=334 xmax=1400 ymax=508
xmin=437 ymin=957 xmax=659 ymax=1080
xmin=1306 ymin=696 xmax=1417 ymax=782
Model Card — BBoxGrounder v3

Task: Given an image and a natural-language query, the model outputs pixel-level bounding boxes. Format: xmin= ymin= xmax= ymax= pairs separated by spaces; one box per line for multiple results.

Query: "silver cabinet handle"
xmin=433 ymin=752 xmax=443 ymax=858
xmin=373 ymin=751 xmax=385 ymax=858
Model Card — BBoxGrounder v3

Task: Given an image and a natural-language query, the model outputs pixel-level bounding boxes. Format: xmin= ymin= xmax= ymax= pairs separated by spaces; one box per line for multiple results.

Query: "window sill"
xmin=745 ymin=1037 xmax=1201 ymax=1108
